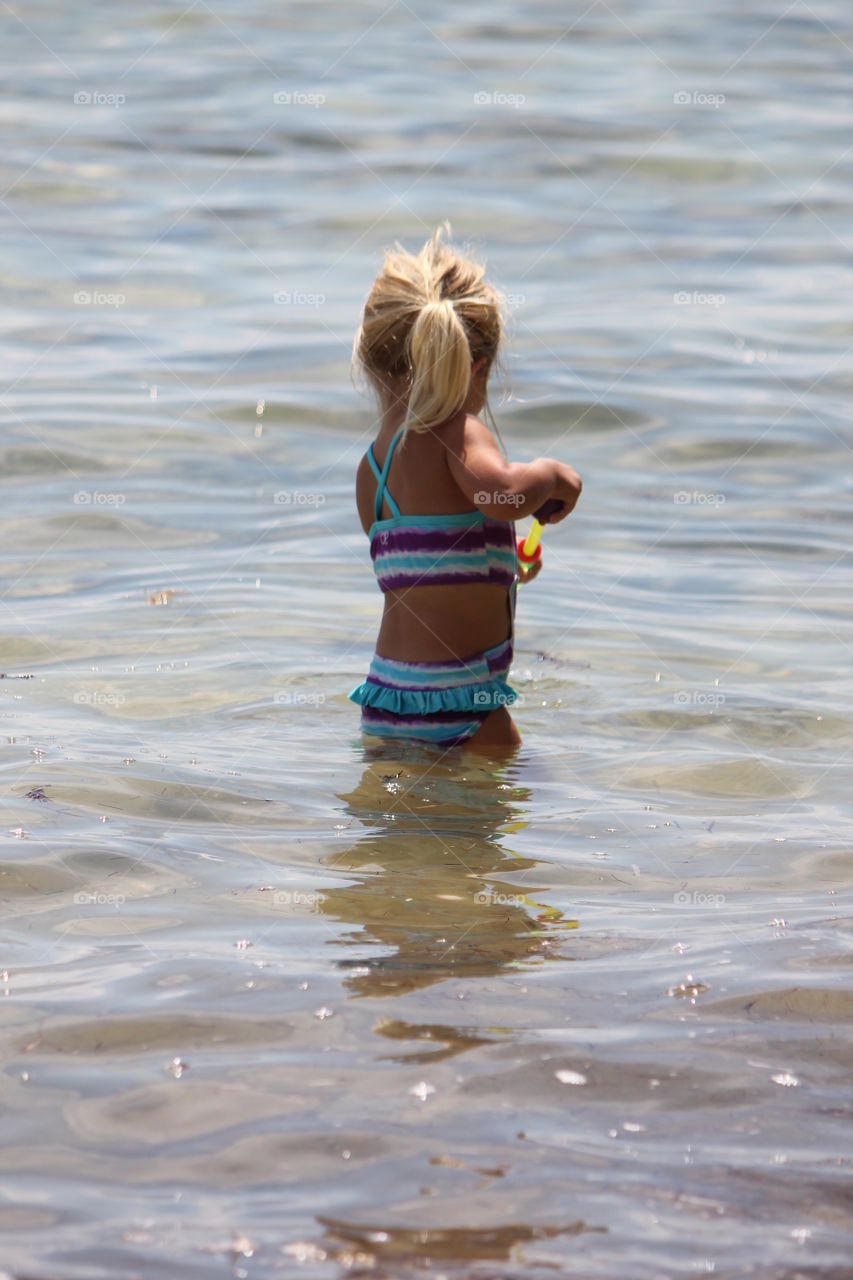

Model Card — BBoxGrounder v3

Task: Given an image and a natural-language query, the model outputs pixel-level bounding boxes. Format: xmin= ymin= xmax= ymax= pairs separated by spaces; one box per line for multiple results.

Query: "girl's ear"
xmin=471 ymin=356 xmax=488 ymax=374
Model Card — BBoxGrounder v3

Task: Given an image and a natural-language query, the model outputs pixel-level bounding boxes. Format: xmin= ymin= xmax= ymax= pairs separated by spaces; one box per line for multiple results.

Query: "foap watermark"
xmin=504 ymin=293 xmax=526 ymax=309
xmin=673 ymin=491 xmax=725 ymax=507
xmin=472 ymin=688 xmax=519 ymax=709
xmin=674 ymin=690 xmax=726 ymax=708
xmin=273 ymin=490 xmax=325 ymax=508
xmin=73 ymin=490 xmax=126 ymax=506
xmin=74 ymin=890 xmax=126 ymax=907
xmin=673 ymin=290 xmax=725 ymax=307
xmin=474 ymin=490 xmax=525 ymax=508
xmin=273 ymin=889 xmax=322 ymax=906
xmin=673 ymin=90 xmax=725 ymax=109
xmin=274 ymin=690 xmax=326 ymax=706
xmin=273 ymin=90 xmax=325 ymax=108
xmin=473 ymin=91 xmax=526 ymax=108
xmin=474 ymin=887 xmax=524 ymax=906
xmin=73 ymin=89 xmax=125 ymax=107
xmin=673 ymin=889 xmax=726 ymax=909
xmin=73 ymin=290 xmax=126 ymax=307
xmin=274 ymin=290 xmax=325 ymax=307
xmin=73 ymin=691 xmax=126 ymax=707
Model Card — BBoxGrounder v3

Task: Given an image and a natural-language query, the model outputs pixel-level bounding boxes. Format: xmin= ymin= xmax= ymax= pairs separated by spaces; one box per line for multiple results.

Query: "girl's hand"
xmin=518 ymin=556 xmax=543 ymax=585
xmin=542 ymin=464 xmax=582 ymax=524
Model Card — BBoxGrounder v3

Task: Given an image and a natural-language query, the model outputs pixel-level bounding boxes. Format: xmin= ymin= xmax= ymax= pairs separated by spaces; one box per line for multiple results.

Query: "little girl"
xmin=349 ymin=224 xmax=582 ymax=752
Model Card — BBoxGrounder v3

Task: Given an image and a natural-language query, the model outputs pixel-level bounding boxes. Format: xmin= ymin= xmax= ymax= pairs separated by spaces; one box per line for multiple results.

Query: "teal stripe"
xmin=376 ymin=553 xmax=517 ymax=573
xmin=369 ymin=654 xmax=480 ymax=673
xmin=370 ymin=511 xmax=486 ymax=536
xmin=369 ymin=662 xmax=488 ymax=687
xmin=376 ymin=552 xmax=487 ymax=570
xmin=363 ymin=718 xmax=482 ymax=743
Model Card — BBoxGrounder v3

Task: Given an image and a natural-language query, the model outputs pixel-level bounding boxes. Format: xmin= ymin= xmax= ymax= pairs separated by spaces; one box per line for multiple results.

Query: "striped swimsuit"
xmin=349 ymin=425 xmax=519 ymax=747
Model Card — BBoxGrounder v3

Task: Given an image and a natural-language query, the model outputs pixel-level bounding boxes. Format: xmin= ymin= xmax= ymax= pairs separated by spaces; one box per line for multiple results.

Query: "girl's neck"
xmin=374 ymin=374 xmax=487 ymax=436
xmin=377 ymin=376 xmax=410 ymax=435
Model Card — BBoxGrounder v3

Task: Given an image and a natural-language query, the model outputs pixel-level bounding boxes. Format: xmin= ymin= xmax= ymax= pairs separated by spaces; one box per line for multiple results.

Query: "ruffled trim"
xmin=349 ymin=676 xmax=517 ymax=715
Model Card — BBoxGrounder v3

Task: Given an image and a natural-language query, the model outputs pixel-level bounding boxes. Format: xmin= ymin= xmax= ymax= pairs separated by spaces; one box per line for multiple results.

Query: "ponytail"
xmin=354 ymin=223 xmax=503 ymax=435
xmin=403 ymin=298 xmax=471 ymax=433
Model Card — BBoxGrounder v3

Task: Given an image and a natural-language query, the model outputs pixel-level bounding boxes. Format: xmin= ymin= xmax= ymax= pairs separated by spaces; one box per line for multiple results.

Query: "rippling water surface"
xmin=2 ymin=2 xmax=852 ymax=1277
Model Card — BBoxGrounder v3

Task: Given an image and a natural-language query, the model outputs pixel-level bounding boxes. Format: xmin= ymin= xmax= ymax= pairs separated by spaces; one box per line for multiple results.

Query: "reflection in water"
xmin=324 ymin=751 xmax=578 ymax=1051
xmin=369 ymin=1017 xmax=493 ymax=1065
xmin=316 ymin=1214 xmax=605 ymax=1271
xmin=316 ymin=755 xmax=588 ymax=1267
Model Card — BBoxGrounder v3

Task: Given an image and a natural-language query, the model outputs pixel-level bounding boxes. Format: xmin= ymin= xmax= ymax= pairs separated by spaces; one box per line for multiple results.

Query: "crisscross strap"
xmin=370 ymin=425 xmax=405 ymax=522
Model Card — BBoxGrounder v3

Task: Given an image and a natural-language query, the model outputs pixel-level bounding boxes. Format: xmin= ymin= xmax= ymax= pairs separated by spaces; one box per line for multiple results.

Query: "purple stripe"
xmin=485 ymin=641 xmax=512 ymax=672
xmin=366 ymin=638 xmax=511 ymax=682
xmin=372 ymin=525 xmax=516 ymax=555
xmin=483 ymin=527 xmax=515 ymax=548
xmin=372 ymin=527 xmax=493 ymax=555
xmin=362 ymin=707 xmax=486 ymax=727
xmin=369 ymin=649 xmax=510 ymax=678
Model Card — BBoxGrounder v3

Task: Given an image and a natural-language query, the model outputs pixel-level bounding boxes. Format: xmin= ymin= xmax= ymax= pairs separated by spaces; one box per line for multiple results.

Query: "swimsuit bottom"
xmin=348 ymin=636 xmax=517 ymax=748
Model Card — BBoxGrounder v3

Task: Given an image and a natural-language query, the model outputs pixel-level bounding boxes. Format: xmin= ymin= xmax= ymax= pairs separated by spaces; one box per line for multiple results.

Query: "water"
xmin=2 ymin=2 xmax=852 ymax=1276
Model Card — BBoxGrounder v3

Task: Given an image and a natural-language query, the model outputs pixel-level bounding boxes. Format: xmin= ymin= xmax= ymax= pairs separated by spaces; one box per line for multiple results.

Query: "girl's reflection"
xmin=323 ymin=748 xmax=577 ymax=1058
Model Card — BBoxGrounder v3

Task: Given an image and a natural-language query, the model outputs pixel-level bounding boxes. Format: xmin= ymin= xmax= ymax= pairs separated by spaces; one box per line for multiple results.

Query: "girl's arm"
xmin=445 ymin=414 xmax=582 ymax=523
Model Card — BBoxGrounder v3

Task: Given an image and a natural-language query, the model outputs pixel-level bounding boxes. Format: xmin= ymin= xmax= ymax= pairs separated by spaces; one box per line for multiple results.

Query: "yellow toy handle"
xmin=516 ymin=498 xmax=563 ymax=571
xmin=521 ymin=519 xmax=544 ymax=561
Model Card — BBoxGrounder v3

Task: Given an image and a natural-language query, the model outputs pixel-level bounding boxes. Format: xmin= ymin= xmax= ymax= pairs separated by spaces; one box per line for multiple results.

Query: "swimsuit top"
xmin=366 ymin=426 xmax=518 ymax=594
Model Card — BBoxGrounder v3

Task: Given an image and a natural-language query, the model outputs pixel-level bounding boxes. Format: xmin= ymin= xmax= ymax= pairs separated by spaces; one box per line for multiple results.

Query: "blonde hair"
xmin=352 ymin=222 xmax=504 ymax=436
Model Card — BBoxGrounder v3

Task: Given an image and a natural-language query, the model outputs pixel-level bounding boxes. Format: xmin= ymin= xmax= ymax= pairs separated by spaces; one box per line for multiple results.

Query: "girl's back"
xmin=356 ymin=407 xmax=515 ymax=663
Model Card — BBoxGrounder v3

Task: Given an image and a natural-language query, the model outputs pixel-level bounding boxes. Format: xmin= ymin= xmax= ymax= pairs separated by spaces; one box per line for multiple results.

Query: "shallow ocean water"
xmin=1 ymin=1 xmax=852 ymax=1277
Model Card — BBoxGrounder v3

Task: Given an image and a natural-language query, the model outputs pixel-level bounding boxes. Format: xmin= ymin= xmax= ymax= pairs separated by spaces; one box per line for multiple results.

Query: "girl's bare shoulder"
xmin=443 ymin=411 xmax=502 ymax=458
